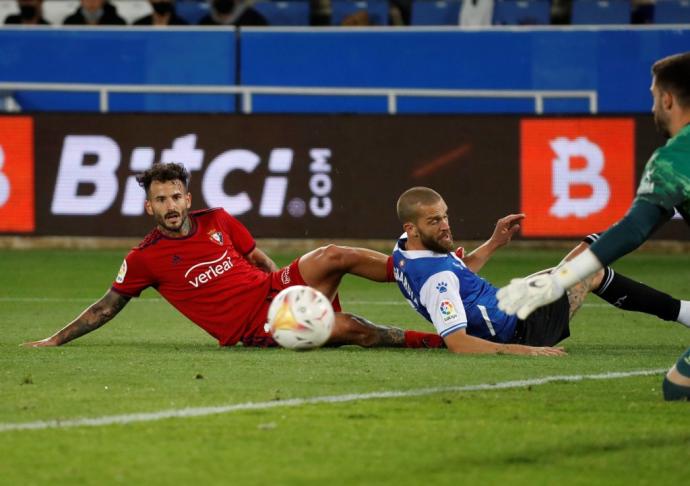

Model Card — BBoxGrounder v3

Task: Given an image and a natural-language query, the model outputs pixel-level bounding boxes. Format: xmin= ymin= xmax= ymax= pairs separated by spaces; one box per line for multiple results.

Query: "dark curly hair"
xmin=652 ymin=52 xmax=690 ymax=109
xmin=136 ymin=162 xmax=190 ymax=195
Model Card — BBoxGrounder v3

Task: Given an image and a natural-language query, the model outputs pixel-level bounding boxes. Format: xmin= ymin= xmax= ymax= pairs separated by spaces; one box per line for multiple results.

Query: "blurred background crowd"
xmin=0 ymin=0 xmax=681 ymax=28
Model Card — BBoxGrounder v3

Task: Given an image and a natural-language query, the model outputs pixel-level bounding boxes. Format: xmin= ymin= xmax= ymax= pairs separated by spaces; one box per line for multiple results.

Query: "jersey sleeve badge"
xmin=116 ymin=259 xmax=128 ymax=284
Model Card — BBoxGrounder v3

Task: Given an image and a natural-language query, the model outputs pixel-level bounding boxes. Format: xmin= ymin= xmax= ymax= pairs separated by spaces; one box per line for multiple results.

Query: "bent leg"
xmin=326 ymin=312 xmax=444 ymax=349
xmin=561 ymin=242 xmax=605 ymax=320
xmin=663 ymin=347 xmax=690 ymax=401
xmin=298 ymin=245 xmax=390 ymax=300
xmin=565 ymin=234 xmax=683 ymax=323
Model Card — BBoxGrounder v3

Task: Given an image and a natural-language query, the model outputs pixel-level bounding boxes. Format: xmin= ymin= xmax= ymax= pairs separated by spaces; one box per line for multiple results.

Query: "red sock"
xmin=331 ymin=294 xmax=342 ymax=312
xmin=404 ymin=330 xmax=445 ymax=349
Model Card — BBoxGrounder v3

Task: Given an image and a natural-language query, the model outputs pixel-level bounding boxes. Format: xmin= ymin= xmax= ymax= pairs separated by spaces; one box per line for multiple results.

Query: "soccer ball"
xmin=265 ymin=285 xmax=335 ymax=350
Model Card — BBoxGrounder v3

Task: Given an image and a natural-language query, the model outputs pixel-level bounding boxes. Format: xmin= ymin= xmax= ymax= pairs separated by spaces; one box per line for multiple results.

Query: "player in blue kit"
xmin=392 ymin=187 xmax=690 ymax=356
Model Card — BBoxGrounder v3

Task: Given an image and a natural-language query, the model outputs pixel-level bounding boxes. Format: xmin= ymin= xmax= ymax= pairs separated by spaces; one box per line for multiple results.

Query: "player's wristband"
xmin=551 ymin=249 xmax=602 ymax=289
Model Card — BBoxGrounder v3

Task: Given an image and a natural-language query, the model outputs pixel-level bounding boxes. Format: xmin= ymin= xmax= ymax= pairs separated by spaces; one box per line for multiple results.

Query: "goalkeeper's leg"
xmin=663 ymin=347 xmax=690 ymax=401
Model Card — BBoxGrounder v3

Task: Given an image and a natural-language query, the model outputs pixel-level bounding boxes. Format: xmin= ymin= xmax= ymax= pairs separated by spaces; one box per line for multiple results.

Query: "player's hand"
xmin=527 ymin=346 xmax=567 ymax=356
xmin=497 ymin=273 xmax=565 ymax=319
xmin=489 ymin=213 xmax=525 ymax=249
xmin=21 ymin=337 xmax=59 ymax=348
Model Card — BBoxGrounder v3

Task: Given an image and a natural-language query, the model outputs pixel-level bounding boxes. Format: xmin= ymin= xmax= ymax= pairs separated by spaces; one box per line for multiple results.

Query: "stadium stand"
xmin=112 ymin=0 xmax=153 ymax=23
xmin=0 ymin=0 xmax=18 ymax=22
xmin=653 ymin=0 xmax=690 ymax=23
xmin=571 ymin=0 xmax=631 ymax=24
xmin=492 ymin=0 xmax=551 ymax=24
xmin=330 ymin=0 xmax=389 ymax=24
xmin=410 ymin=0 xmax=462 ymax=25
xmin=253 ymin=0 xmax=310 ymax=25
xmin=176 ymin=0 xmax=210 ymax=23
xmin=43 ymin=0 xmax=79 ymax=24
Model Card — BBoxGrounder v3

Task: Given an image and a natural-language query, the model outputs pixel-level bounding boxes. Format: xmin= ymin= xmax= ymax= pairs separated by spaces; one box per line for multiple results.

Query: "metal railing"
xmin=0 ymin=82 xmax=598 ymax=114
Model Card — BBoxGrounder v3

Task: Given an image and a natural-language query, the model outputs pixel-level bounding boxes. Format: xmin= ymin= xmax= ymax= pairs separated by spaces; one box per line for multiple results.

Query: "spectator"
xmin=4 ymin=0 xmax=49 ymax=24
xmin=134 ymin=0 xmax=188 ymax=25
xmin=459 ymin=0 xmax=493 ymax=25
xmin=198 ymin=0 xmax=267 ymax=26
xmin=64 ymin=0 xmax=126 ymax=25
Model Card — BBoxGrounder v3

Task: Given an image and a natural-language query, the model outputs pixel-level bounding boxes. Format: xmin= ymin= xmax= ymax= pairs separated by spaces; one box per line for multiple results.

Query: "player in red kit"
xmin=24 ymin=163 xmax=441 ymax=349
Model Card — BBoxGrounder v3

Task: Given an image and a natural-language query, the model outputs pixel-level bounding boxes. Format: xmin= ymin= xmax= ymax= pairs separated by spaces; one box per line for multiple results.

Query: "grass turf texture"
xmin=1 ymin=248 xmax=689 ymax=484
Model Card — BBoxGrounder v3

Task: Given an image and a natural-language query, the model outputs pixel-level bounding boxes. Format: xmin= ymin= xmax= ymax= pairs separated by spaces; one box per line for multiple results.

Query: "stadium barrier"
xmin=1 ymin=27 xmax=689 ymax=113
xmin=0 ymin=113 xmax=687 ymax=241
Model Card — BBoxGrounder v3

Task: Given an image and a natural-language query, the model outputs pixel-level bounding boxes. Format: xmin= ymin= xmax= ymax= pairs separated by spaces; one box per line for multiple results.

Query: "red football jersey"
xmin=112 ymin=208 xmax=274 ymax=345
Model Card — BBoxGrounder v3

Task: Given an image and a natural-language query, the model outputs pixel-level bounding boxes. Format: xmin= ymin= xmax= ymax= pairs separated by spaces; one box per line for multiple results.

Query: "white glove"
xmin=497 ymin=273 xmax=565 ymax=320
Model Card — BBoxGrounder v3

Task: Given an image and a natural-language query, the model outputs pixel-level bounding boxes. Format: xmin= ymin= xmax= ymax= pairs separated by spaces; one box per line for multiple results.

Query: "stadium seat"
xmin=492 ymin=0 xmax=550 ymax=24
xmin=176 ymin=0 xmax=210 ymax=24
xmin=112 ymin=0 xmax=152 ymax=23
xmin=410 ymin=0 xmax=461 ymax=25
xmin=330 ymin=0 xmax=389 ymax=25
xmin=653 ymin=0 xmax=690 ymax=23
xmin=571 ymin=0 xmax=631 ymax=24
xmin=42 ymin=0 xmax=80 ymax=24
xmin=253 ymin=0 xmax=311 ymax=25
xmin=0 ymin=0 xmax=18 ymax=23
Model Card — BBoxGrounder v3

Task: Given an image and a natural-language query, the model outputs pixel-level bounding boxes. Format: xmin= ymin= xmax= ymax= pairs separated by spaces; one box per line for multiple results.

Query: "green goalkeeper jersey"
xmin=589 ymin=123 xmax=690 ymax=265
xmin=636 ymin=123 xmax=690 ymax=222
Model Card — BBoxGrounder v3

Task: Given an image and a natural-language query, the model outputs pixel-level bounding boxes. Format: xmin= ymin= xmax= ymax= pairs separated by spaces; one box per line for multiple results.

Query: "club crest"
xmin=208 ymin=230 xmax=224 ymax=246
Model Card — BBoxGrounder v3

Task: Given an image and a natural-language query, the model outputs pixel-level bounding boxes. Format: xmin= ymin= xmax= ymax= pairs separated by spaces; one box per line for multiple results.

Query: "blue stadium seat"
xmin=410 ymin=0 xmax=461 ymax=25
xmin=330 ymin=0 xmax=390 ymax=25
xmin=254 ymin=1 xmax=311 ymax=25
xmin=176 ymin=0 xmax=210 ymax=24
xmin=492 ymin=0 xmax=550 ymax=24
xmin=571 ymin=0 xmax=631 ymax=24
xmin=653 ymin=0 xmax=690 ymax=23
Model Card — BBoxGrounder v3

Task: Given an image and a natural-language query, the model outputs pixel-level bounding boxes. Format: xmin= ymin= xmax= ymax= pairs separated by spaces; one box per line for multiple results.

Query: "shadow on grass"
xmin=496 ymin=431 xmax=690 ymax=466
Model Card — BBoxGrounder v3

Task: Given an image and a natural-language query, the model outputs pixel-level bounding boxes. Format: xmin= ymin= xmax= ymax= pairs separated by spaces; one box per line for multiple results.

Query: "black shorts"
xmin=511 ymin=294 xmax=570 ymax=347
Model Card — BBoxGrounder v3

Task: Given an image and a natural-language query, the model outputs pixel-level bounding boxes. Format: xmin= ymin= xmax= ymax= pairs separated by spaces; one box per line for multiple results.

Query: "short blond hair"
xmin=396 ymin=187 xmax=442 ymax=224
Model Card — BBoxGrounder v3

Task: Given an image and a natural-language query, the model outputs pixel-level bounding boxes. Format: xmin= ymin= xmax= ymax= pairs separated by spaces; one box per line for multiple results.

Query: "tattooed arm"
xmin=23 ymin=290 xmax=130 ymax=347
xmin=245 ymin=247 xmax=278 ymax=273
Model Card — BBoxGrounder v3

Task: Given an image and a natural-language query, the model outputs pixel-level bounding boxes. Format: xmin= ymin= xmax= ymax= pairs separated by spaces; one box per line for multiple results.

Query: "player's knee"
xmin=316 ymin=244 xmax=354 ymax=271
xmin=662 ymin=376 xmax=690 ymax=401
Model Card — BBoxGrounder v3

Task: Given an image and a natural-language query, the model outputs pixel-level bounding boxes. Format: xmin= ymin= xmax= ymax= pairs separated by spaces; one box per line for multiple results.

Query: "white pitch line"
xmin=0 ymin=369 xmax=665 ymax=433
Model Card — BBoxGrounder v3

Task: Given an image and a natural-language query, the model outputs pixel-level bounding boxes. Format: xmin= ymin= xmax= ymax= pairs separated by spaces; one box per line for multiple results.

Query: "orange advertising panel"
xmin=0 ymin=116 xmax=34 ymax=232
xmin=520 ymin=118 xmax=635 ymax=237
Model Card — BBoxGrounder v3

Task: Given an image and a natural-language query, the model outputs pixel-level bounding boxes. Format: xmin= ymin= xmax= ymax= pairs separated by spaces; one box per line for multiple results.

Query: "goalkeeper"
xmin=497 ymin=52 xmax=690 ymax=400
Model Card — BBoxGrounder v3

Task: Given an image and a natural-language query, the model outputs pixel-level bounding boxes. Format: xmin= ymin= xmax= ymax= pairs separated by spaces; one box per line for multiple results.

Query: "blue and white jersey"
xmin=392 ymin=234 xmax=518 ymax=342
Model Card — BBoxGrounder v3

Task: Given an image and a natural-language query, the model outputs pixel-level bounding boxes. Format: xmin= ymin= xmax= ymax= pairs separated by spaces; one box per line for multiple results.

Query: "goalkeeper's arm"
xmin=552 ymin=200 xmax=672 ymax=290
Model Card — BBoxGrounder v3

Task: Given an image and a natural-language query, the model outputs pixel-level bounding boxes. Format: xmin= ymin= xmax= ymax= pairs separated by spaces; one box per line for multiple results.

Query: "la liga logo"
xmin=440 ymin=300 xmax=455 ymax=316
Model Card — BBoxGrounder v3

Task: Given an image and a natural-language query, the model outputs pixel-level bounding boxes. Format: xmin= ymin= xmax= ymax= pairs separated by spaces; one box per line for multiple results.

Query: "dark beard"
xmin=158 ymin=211 xmax=186 ymax=233
xmin=654 ymin=113 xmax=671 ymax=139
xmin=420 ymin=231 xmax=453 ymax=254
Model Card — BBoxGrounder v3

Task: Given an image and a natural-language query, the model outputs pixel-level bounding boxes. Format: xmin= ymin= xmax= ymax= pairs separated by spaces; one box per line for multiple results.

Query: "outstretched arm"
xmin=23 ymin=289 xmax=130 ymax=347
xmin=444 ymin=329 xmax=565 ymax=356
xmin=246 ymin=247 xmax=278 ymax=273
xmin=462 ymin=213 xmax=524 ymax=273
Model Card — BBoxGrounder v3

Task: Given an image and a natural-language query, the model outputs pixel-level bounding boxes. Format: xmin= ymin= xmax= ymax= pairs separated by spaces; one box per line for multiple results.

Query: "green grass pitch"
xmin=1 ymin=247 xmax=690 ymax=484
